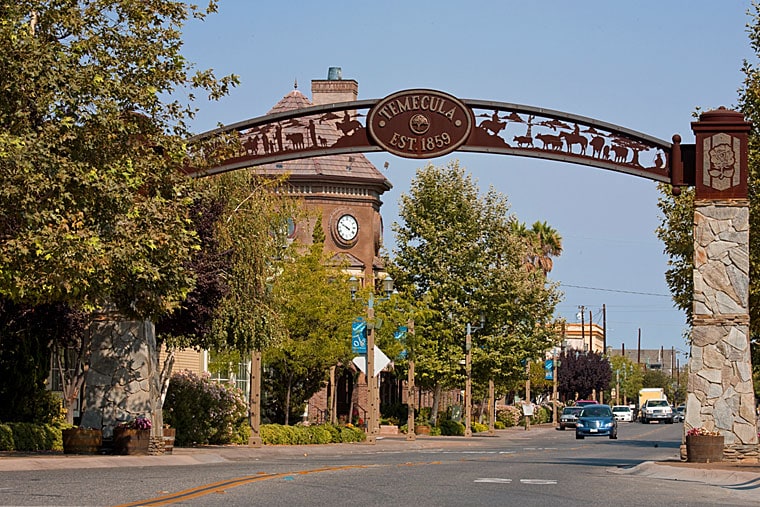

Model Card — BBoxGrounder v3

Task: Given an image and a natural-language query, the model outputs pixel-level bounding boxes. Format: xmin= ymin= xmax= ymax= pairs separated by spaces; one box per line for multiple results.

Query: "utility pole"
xmin=589 ymin=310 xmax=593 ymax=353
xmin=602 ymin=304 xmax=607 ymax=353
xmin=637 ymin=328 xmax=641 ymax=365
xmin=579 ymin=305 xmax=586 ymax=351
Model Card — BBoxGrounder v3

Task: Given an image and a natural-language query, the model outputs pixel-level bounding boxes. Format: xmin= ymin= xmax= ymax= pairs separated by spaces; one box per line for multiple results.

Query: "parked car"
xmin=558 ymin=406 xmax=583 ymax=430
xmin=575 ymin=400 xmax=598 ymax=407
xmin=639 ymin=399 xmax=674 ymax=424
xmin=575 ymin=404 xmax=618 ymax=439
xmin=674 ymin=405 xmax=685 ymax=422
xmin=612 ymin=405 xmax=633 ymax=422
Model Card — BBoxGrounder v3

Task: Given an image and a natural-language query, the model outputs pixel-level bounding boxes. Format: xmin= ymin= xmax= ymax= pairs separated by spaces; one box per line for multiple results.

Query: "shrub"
xmin=6 ymin=422 xmax=61 ymax=451
xmin=439 ymin=419 xmax=465 ymax=436
xmin=340 ymin=425 xmax=366 ymax=442
xmin=471 ymin=422 xmax=489 ymax=433
xmin=0 ymin=424 xmax=14 ymax=451
xmin=259 ymin=423 xmax=365 ymax=445
xmin=496 ymin=406 xmax=521 ymax=427
xmin=530 ymin=405 xmax=552 ymax=425
xmin=164 ymin=370 xmax=249 ymax=446
xmin=494 ymin=421 xmax=505 ymax=430
xmin=306 ymin=425 xmax=333 ymax=444
xmin=416 ymin=407 xmax=432 ymax=423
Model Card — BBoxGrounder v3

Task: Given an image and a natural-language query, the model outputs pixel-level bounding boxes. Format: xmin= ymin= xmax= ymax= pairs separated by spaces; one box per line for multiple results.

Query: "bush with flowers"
xmin=164 ymin=370 xmax=250 ymax=446
xmin=686 ymin=427 xmax=721 ymax=437
xmin=496 ymin=405 xmax=522 ymax=427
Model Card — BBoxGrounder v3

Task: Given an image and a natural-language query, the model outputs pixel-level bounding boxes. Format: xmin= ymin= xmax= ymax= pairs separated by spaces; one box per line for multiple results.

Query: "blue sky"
xmin=179 ymin=1 xmax=754 ymax=355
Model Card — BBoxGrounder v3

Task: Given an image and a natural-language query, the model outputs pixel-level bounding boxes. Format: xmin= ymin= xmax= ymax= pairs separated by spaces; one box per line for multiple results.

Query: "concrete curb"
xmin=613 ymin=461 xmax=760 ymax=488
xmin=2 ymin=424 xmax=758 ymax=490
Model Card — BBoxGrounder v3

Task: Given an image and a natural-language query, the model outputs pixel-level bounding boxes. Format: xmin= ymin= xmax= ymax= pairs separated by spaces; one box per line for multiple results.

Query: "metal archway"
xmin=186 ymin=89 xmax=692 ymax=187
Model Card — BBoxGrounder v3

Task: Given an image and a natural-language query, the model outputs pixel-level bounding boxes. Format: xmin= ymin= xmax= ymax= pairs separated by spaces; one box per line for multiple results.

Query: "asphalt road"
xmin=0 ymin=422 xmax=758 ymax=506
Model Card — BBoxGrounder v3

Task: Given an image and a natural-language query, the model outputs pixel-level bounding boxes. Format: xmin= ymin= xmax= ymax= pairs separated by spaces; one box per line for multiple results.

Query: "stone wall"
xmin=80 ymin=316 xmax=160 ymax=439
xmin=687 ymin=200 xmax=758 ymax=462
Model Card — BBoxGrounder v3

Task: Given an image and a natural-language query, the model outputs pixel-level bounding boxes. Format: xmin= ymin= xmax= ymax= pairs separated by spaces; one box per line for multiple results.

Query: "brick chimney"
xmin=311 ymin=67 xmax=358 ymax=105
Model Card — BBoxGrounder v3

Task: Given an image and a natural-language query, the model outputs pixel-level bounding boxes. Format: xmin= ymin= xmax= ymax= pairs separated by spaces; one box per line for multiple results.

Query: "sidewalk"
xmin=1 ymin=425 xmax=759 ymax=491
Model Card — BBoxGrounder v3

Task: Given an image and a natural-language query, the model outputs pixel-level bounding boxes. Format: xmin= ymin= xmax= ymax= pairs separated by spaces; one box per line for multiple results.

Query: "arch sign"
xmin=188 ymin=90 xmax=756 ymax=461
xmin=187 ymin=88 xmax=675 ymax=185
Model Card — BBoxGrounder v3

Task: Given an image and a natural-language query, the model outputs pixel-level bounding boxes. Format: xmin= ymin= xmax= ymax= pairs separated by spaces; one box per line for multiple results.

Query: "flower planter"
xmin=62 ymin=428 xmax=102 ymax=454
xmin=162 ymin=428 xmax=176 ymax=455
xmin=113 ymin=428 xmax=150 ymax=455
xmin=686 ymin=434 xmax=724 ymax=463
xmin=416 ymin=424 xmax=431 ymax=436
xmin=379 ymin=424 xmax=399 ymax=435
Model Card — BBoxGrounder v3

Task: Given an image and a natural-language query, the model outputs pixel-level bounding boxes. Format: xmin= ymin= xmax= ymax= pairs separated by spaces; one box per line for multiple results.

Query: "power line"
xmin=560 ymin=283 xmax=671 ymax=297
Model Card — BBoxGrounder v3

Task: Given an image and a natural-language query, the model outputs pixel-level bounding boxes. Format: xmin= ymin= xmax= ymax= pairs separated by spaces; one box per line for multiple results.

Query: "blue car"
xmin=575 ymin=404 xmax=618 ymax=439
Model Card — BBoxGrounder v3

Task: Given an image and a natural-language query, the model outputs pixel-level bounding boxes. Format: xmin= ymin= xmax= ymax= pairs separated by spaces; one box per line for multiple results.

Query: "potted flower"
xmin=113 ymin=416 xmax=152 ymax=455
xmin=62 ymin=426 xmax=102 ymax=454
xmin=685 ymin=427 xmax=724 ymax=463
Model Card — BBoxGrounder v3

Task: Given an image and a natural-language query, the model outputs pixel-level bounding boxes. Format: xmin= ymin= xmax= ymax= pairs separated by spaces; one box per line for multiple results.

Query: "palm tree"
xmin=530 ymin=221 xmax=563 ymax=274
xmin=509 ymin=219 xmax=536 ymax=271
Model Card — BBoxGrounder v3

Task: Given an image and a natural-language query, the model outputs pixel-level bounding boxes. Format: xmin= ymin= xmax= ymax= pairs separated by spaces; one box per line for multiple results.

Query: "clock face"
xmin=336 ymin=214 xmax=359 ymax=242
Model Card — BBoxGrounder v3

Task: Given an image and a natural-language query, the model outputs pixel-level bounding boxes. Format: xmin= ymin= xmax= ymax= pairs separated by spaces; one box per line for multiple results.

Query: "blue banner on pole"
xmin=352 ymin=317 xmax=367 ymax=354
xmin=394 ymin=325 xmax=408 ymax=341
xmin=544 ymin=359 xmax=554 ymax=380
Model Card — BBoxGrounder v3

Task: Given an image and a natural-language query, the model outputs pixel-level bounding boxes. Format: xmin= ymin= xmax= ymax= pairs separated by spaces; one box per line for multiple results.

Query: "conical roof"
xmin=253 ymin=88 xmax=391 ymax=190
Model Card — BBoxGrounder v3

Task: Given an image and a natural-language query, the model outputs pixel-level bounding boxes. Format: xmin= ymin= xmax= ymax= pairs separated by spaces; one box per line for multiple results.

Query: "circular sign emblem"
xmin=367 ymin=89 xmax=473 ymax=159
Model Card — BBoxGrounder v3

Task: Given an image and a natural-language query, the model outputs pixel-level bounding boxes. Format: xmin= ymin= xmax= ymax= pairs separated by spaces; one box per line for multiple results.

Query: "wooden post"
xmin=248 ymin=350 xmax=262 ymax=447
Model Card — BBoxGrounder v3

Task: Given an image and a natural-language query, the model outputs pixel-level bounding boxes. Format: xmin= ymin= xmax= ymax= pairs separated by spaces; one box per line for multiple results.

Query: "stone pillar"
xmin=80 ymin=312 xmax=160 ymax=442
xmin=687 ymin=108 xmax=758 ymax=462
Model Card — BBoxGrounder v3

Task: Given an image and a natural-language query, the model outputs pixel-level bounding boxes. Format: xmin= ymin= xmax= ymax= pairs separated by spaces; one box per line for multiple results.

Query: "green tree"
xmin=206 ymin=170 xmax=295 ymax=355
xmin=0 ymin=1 xmax=238 ymax=422
xmin=390 ymin=160 xmax=562 ymax=422
xmin=263 ymin=238 xmax=357 ymax=425
xmin=0 ymin=1 xmax=237 ymax=317
xmin=608 ymin=355 xmax=643 ymax=405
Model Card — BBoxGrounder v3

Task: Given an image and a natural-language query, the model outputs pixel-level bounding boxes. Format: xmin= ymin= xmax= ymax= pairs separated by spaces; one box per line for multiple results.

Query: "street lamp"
xmin=349 ymin=274 xmax=394 ymax=444
xmin=551 ymin=348 xmax=561 ymax=427
xmin=464 ymin=315 xmax=485 ymax=438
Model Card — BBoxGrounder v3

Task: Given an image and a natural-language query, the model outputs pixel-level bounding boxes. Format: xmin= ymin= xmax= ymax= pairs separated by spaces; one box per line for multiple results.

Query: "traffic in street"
xmin=1 ymin=422 xmax=758 ymax=506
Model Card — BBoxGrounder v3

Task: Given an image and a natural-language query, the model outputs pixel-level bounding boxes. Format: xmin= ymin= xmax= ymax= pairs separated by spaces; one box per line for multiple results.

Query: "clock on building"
xmin=336 ymin=213 xmax=358 ymax=242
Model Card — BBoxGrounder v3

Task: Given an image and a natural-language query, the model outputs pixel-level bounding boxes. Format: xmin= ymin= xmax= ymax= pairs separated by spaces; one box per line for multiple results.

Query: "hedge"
xmin=0 ymin=422 xmax=63 ymax=452
xmin=259 ymin=423 xmax=365 ymax=445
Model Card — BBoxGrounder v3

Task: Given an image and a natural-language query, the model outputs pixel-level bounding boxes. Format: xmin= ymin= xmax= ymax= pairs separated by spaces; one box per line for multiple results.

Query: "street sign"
xmin=352 ymin=346 xmax=391 ymax=376
xmin=352 ymin=317 xmax=367 ymax=353
xmin=544 ymin=359 xmax=554 ymax=380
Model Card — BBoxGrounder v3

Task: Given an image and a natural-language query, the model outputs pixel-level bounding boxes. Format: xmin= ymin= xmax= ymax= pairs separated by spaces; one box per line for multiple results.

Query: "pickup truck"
xmin=639 ymin=399 xmax=674 ymax=424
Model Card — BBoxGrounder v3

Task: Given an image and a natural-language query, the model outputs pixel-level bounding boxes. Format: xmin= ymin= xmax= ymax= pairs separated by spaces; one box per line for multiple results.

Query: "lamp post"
xmin=349 ymin=275 xmax=394 ymax=445
xmin=464 ymin=315 xmax=485 ymax=438
xmin=406 ymin=318 xmax=415 ymax=441
xmin=551 ymin=349 xmax=559 ymax=427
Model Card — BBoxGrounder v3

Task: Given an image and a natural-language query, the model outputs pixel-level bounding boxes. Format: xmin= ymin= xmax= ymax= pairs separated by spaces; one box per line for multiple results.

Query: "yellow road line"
xmin=112 ymin=462 xmax=440 ymax=506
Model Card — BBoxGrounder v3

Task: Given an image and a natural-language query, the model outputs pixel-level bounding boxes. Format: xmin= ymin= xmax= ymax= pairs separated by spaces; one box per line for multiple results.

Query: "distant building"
xmin=607 ymin=347 xmax=684 ymax=376
xmin=561 ymin=322 xmax=605 ymax=354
